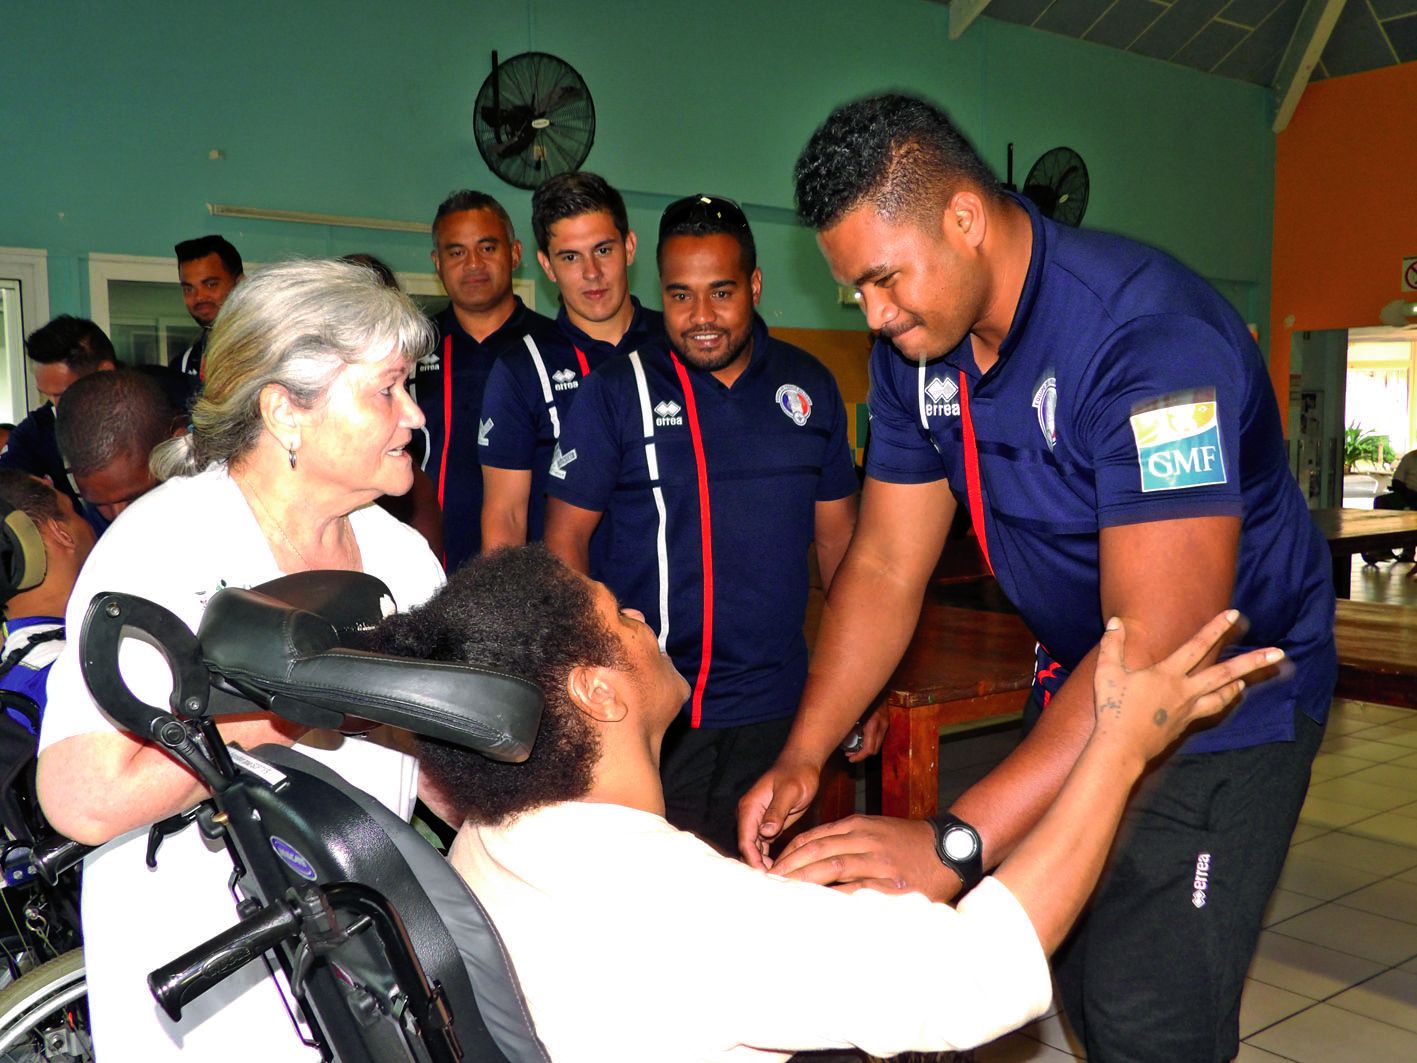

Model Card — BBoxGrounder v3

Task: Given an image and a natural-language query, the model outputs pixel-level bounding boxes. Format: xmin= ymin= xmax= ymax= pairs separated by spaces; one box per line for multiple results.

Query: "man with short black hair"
xmin=377 ymin=546 xmax=1279 ymax=1063
xmin=544 ymin=195 xmax=858 ymax=853
xmin=480 ymin=172 xmax=662 ymax=551
xmin=0 ymin=316 xmax=117 ymax=507
xmin=419 ymin=189 xmax=557 ymax=570
xmin=172 ymin=235 xmax=244 ymax=379
xmin=740 ymin=93 xmax=1336 ymax=1063
xmin=56 ymin=368 xmax=183 ymax=523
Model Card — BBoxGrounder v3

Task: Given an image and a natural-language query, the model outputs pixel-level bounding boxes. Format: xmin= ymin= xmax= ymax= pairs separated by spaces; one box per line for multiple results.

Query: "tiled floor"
xmin=971 ymin=555 xmax=1417 ymax=1062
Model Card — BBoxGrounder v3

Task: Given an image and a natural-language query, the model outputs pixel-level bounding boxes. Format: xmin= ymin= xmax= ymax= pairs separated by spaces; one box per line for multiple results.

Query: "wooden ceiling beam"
xmin=950 ymin=0 xmax=995 ymax=40
xmin=1271 ymin=0 xmax=1349 ymax=133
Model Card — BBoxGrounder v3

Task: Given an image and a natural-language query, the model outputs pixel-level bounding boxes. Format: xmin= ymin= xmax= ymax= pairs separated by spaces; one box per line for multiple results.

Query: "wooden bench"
xmin=1333 ymin=599 xmax=1417 ymax=709
xmin=814 ymin=584 xmax=1035 ymax=822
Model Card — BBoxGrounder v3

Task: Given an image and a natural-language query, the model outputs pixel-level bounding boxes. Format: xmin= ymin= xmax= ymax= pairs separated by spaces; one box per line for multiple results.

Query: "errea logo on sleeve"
xmin=1130 ymin=400 xmax=1226 ymax=492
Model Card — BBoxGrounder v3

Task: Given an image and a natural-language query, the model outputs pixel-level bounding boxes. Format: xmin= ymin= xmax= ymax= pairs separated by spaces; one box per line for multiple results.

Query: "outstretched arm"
xmin=995 ymin=611 xmax=1279 ymax=952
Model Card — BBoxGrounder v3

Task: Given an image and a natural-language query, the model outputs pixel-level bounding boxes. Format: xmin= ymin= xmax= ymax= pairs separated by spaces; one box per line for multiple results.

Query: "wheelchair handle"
xmin=148 ymin=896 xmax=299 ymax=1021
xmin=30 ymin=834 xmax=90 ymax=886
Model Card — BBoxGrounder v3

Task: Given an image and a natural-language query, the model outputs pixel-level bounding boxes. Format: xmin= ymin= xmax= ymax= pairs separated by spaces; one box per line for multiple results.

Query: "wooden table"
xmin=1311 ymin=508 xmax=1417 ymax=597
xmin=815 ymin=586 xmax=1035 ymax=822
xmin=1334 ymin=599 xmax=1417 ymax=709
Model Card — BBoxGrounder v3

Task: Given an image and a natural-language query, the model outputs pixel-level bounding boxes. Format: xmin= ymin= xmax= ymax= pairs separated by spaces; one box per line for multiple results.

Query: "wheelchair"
xmin=75 ymin=571 xmax=552 ymax=1062
xmin=0 ymin=694 xmax=90 ymax=1062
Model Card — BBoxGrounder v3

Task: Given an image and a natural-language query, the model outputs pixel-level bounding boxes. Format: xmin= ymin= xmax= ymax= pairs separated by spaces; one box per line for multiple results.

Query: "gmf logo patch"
xmin=1129 ymin=401 xmax=1226 ymax=493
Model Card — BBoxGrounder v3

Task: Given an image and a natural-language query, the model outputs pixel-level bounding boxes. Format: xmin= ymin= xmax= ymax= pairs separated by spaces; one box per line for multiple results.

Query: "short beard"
xmin=675 ymin=328 xmax=753 ymax=374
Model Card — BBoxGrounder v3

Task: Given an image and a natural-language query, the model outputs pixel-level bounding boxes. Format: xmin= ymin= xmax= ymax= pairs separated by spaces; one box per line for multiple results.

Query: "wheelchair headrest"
xmin=81 ymin=572 xmax=543 ymax=764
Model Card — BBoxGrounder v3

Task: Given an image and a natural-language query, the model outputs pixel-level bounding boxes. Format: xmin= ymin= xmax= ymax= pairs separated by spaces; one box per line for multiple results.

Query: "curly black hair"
xmin=370 ymin=546 xmax=626 ymax=827
xmin=794 ymin=93 xmax=1001 ymax=231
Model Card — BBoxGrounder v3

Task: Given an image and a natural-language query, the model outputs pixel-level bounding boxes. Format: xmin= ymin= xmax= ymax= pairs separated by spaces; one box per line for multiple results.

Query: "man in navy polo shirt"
xmin=545 ymin=195 xmax=859 ymax=854
xmin=418 ymin=189 xmax=557 ymax=571
xmin=741 ymin=95 xmax=1335 ymax=1063
xmin=479 ymin=172 xmax=662 ymax=551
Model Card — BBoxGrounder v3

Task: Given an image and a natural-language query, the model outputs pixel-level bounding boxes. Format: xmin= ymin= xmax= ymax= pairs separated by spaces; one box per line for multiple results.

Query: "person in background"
xmin=172 ymin=234 xmax=244 ymax=380
xmin=37 ymin=258 xmax=445 ymax=1061
xmin=0 ymin=471 xmax=95 ymax=733
xmin=0 ymin=315 xmax=117 ymax=508
xmin=376 ymin=546 xmax=1283 ymax=1063
xmin=55 ymin=368 xmax=183 ymax=524
xmin=416 ymin=190 xmax=557 ymax=570
xmin=480 ymin=171 xmax=662 ymax=551
xmin=545 ymin=194 xmax=859 ymax=853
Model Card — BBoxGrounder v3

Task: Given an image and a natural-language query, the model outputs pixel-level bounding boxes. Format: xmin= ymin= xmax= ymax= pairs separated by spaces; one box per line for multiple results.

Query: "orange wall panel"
xmin=1271 ymin=64 xmax=1417 ymax=420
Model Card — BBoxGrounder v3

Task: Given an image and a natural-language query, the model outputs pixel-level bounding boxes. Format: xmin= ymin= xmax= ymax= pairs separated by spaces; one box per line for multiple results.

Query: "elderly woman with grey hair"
xmin=37 ymin=259 xmax=445 ymax=1060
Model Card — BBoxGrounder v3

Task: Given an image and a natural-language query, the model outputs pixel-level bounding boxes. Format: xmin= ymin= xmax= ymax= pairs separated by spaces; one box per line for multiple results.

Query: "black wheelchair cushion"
xmin=250 ymin=743 xmax=551 ymax=1063
xmin=198 ymin=581 xmax=542 ymax=763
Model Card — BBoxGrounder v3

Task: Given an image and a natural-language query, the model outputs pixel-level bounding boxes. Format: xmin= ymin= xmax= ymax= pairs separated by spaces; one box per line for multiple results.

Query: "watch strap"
xmin=928 ymin=812 xmax=984 ymax=892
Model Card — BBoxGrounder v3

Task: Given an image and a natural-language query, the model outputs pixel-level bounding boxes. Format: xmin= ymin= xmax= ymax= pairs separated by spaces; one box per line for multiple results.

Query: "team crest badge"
xmin=1032 ymin=376 xmax=1057 ymax=449
xmin=776 ymin=384 xmax=813 ymax=426
xmin=1129 ymin=394 xmax=1227 ymax=493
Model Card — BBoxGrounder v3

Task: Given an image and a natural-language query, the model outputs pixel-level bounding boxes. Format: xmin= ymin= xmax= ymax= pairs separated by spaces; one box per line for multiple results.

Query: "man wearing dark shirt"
xmin=416 ymin=190 xmax=556 ymax=571
xmin=0 ymin=315 xmax=117 ymax=512
xmin=171 ymin=235 xmax=243 ymax=379
xmin=480 ymin=172 xmax=663 ymax=552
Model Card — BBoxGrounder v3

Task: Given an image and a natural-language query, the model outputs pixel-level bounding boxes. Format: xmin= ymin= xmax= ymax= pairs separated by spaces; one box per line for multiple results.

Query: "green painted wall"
xmin=1 ymin=0 xmax=1274 ymax=337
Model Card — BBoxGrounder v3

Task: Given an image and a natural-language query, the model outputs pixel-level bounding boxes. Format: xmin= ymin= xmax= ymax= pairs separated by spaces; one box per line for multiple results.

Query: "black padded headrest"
xmin=197 ymin=575 xmax=542 ymax=763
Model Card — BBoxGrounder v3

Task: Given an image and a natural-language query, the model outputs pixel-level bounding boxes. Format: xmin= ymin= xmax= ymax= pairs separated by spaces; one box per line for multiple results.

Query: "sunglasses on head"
xmin=659 ymin=194 xmax=750 ymax=238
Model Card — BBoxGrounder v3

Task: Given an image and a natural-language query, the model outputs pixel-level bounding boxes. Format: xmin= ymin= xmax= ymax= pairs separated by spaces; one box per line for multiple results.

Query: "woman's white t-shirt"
xmin=40 ymin=465 xmax=445 ymax=1061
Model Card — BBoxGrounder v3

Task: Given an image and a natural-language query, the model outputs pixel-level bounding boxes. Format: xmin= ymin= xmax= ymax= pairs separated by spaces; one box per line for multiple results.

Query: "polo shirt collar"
xmin=437 ymin=296 xmax=534 ymax=350
xmin=556 ymin=296 xmax=654 ymax=356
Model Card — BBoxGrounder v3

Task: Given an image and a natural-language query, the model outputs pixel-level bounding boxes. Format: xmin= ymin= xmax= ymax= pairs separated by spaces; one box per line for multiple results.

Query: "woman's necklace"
xmin=239 ymin=476 xmax=356 ymax=570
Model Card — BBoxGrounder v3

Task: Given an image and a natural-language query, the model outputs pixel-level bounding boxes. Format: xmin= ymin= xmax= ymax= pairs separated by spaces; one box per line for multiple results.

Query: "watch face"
xmin=943 ymin=826 xmax=979 ymax=862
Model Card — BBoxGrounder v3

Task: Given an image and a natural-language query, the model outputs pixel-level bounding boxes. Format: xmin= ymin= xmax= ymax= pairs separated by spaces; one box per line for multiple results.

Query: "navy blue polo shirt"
xmin=412 ymin=298 xmax=556 ymax=571
xmin=867 ymin=195 xmax=1335 ymax=754
xmin=549 ymin=317 xmax=859 ymax=729
xmin=478 ymin=298 xmax=664 ymax=543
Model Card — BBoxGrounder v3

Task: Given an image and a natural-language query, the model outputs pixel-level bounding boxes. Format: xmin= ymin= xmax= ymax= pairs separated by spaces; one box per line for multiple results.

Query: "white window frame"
xmin=0 ymin=247 xmax=51 ymax=414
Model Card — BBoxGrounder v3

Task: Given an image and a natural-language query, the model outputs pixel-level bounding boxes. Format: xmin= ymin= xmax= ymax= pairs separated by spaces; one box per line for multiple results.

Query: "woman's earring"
xmin=288 ymin=447 xmax=297 ymax=471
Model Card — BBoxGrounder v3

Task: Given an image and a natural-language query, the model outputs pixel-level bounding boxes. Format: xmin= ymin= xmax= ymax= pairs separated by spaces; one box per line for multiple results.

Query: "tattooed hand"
xmin=1090 ymin=611 xmax=1285 ymax=766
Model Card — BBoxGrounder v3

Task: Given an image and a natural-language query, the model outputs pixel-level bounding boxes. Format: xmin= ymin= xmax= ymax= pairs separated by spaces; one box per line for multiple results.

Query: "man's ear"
xmin=42 ymin=516 xmax=77 ymax=554
xmin=945 ymin=190 xmax=988 ymax=251
xmin=537 ymin=250 xmax=557 ymax=284
xmin=566 ymin=664 xmax=628 ymax=724
xmin=623 ymin=230 xmax=638 ymax=268
xmin=257 ymin=383 xmax=304 ymax=456
xmin=749 ymin=267 xmax=763 ymax=307
xmin=510 ymin=239 xmax=524 ymax=272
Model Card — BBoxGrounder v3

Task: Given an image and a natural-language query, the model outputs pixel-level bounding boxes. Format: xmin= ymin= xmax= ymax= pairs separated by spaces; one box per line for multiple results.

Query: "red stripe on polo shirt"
xmin=671 ymin=353 xmax=714 ymax=728
xmin=959 ymin=372 xmax=993 ymax=576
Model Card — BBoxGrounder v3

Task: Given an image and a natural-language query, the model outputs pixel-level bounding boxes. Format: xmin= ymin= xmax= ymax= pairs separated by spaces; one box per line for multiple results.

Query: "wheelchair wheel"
xmin=0 ymin=949 xmax=90 ymax=1061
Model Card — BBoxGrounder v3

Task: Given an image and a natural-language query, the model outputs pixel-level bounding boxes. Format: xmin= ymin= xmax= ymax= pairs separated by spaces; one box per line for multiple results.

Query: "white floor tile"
xmin=1014 ymin=1010 xmax=1084 ymax=1057
xmin=1336 ymin=876 xmax=1417 ymax=925
xmin=1329 ymin=969 xmax=1417 ymax=1034
xmin=1263 ymin=887 xmax=1325 ymax=926
xmin=1288 ymin=822 xmax=1329 ymax=845
xmin=1317 ymin=735 xmax=1414 ymax=763
xmin=1356 ymin=724 xmax=1417 ymax=750
xmin=1298 ymin=795 xmax=1377 ymax=829
xmin=1306 ymin=777 xmax=1417 ymax=812
xmin=1393 ymin=751 xmax=1417 ymax=770
xmin=1239 ymin=977 xmax=1316 ymax=1037
xmin=1276 ymin=852 xmax=1382 ymax=900
xmin=1269 ymin=903 xmax=1417 ymax=965
xmin=1345 ymin=763 xmax=1417 ymax=794
xmin=1247 ymin=931 xmax=1384 ymax=998
xmin=1328 ymin=700 xmax=1411 ymax=727
xmin=1289 ymin=831 xmax=1417 ymax=875
xmin=1248 ymin=1002 xmax=1417 ymax=1061
xmin=1345 ymin=812 xmax=1417 ymax=849
xmin=1234 ymin=1044 xmax=1296 ymax=1061
xmin=1309 ymin=752 xmax=1380 ymax=780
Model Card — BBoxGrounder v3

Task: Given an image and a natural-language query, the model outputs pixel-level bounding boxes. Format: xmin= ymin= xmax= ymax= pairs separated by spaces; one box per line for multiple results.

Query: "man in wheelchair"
xmin=369 ymin=547 xmax=1282 ymax=1062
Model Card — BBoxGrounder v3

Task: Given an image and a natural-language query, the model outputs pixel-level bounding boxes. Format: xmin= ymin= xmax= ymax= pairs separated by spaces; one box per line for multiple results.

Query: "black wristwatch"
xmin=928 ymin=812 xmax=983 ymax=892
